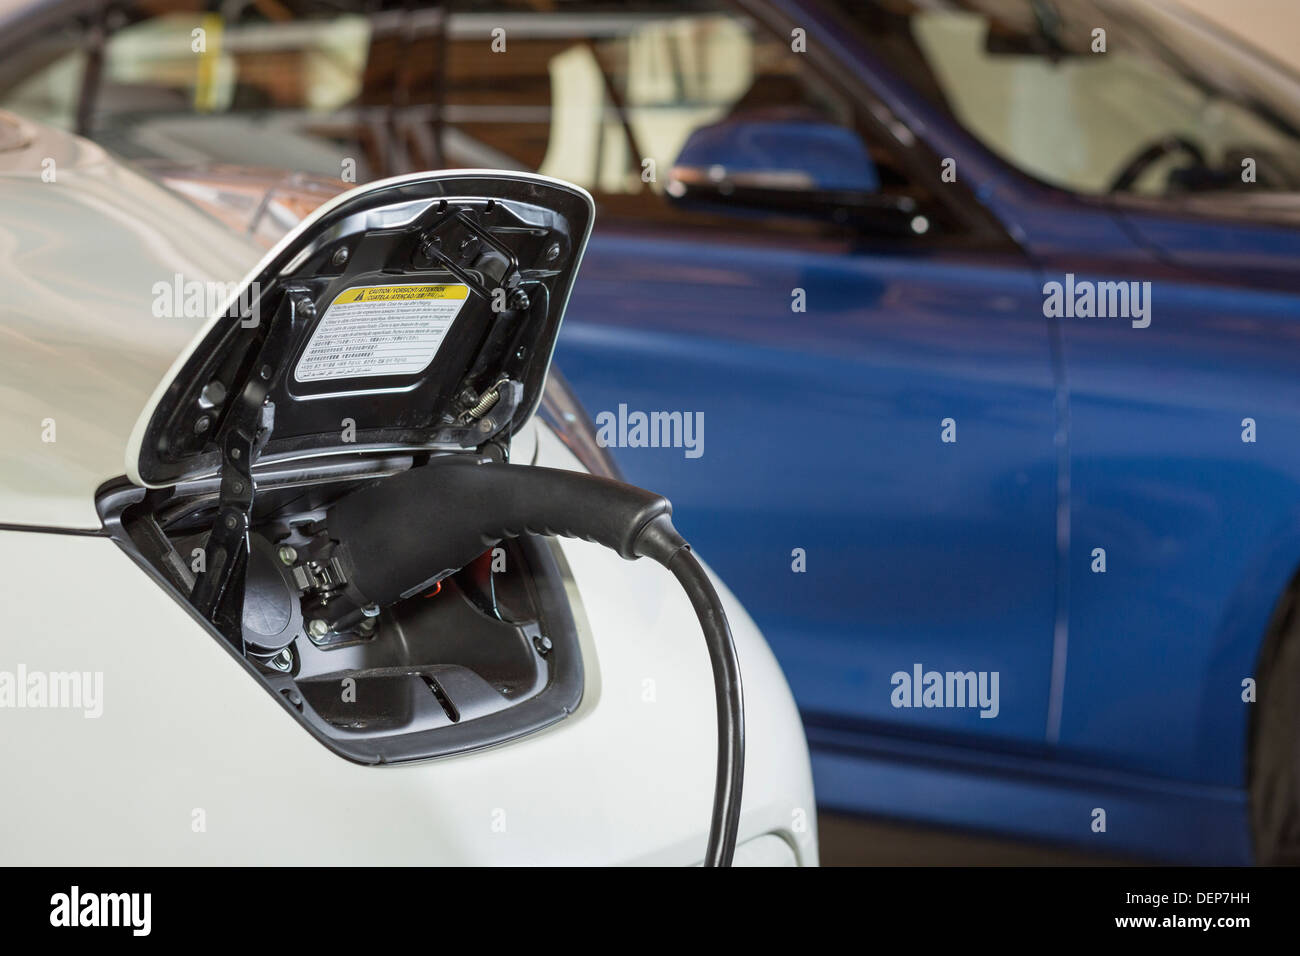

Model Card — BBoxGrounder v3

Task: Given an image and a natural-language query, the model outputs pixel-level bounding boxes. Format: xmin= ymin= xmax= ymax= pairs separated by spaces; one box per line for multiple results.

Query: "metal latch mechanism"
xmin=413 ymin=205 xmax=531 ymax=312
xmin=190 ymin=291 xmax=312 ymax=649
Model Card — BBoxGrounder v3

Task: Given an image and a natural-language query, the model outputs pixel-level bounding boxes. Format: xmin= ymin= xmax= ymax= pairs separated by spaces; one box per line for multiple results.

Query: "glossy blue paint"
xmin=673 ymin=118 xmax=881 ymax=193
xmin=561 ymin=235 xmax=1058 ymax=749
xmin=809 ymin=731 xmax=1252 ymax=865
xmin=552 ymin=0 xmax=1300 ymax=862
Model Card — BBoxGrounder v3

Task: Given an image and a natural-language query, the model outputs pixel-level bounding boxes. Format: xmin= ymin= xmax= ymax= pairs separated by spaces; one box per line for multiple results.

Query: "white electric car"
xmin=0 ymin=110 xmax=816 ymax=866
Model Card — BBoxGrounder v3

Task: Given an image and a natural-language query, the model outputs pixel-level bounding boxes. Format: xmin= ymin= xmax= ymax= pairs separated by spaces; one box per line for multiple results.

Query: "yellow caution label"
xmin=333 ymin=284 xmax=469 ymax=305
xmin=294 ymin=283 xmax=472 ymax=383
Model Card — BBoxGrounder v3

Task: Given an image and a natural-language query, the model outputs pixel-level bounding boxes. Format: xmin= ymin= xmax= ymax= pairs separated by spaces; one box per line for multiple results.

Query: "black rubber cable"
xmin=328 ymin=458 xmax=746 ymax=865
xmin=664 ymin=544 xmax=745 ymax=866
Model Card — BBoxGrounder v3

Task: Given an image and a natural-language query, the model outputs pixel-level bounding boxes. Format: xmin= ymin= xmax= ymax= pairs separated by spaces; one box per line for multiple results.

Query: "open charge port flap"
xmin=99 ymin=477 xmax=583 ymax=765
xmin=105 ymin=173 xmax=594 ymax=765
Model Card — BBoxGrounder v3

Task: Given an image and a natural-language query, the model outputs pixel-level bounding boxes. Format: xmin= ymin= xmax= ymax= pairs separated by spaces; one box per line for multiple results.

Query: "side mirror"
xmin=666 ymin=117 xmax=920 ymax=232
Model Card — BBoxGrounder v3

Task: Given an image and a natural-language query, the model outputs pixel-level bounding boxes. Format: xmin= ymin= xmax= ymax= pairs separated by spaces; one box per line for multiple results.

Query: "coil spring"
xmin=461 ymin=381 xmax=504 ymax=422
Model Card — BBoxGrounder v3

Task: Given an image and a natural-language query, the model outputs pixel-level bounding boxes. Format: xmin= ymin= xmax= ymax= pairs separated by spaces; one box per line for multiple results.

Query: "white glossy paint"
xmin=0 ymin=425 xmax=816 ymax=865
xmin=0 ymin=116 xmax=817 ymax=864
xmin=0 ymin=114 xmax=262 ymax=528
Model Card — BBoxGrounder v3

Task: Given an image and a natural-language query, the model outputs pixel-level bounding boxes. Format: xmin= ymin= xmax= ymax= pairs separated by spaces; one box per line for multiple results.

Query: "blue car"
xmin=4 ymin=0 xmax=1298 ymax=863
xmin=543 ymin=0 xmax=1300 ymax=865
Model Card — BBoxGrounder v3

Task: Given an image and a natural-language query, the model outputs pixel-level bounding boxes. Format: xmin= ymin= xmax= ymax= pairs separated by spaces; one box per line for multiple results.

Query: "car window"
xmin=442 ymin=0 xmax=854 ymax=228
xmin=0 ymin=2 xmax=393 ymax=178
xmin=97 ymin=12 xmax=370 ymax=115
xmin=434 ymin=0 xmax=974 ymax=235
xmin=828 ymin=0 xmax=1300 ymax=197
xmin=97 ymin=7 xmax=375 ymax=173
xmin=0 ymin=0 xmax=964 ymax=237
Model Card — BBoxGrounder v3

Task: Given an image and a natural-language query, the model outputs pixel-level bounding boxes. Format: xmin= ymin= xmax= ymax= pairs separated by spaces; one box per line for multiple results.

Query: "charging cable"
xmin=328 ymin=456 xmax=745 ymax=866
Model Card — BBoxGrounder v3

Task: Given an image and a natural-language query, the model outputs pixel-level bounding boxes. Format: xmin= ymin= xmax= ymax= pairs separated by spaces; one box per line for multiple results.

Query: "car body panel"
xmin=0 ymin=425 xmax=816 ymax=865
xmin=1052 ymin=261 xmax=1300 ymax=786
xmin=555 ymin=232 xmax=1060 ymax=747
xmin=0 ymin=114 xmax=260 ymax=528
xmin=810 ymin=731 xmax=1249 ymax=864
xmin=975 ymin=181 xmax=1300 ymax=791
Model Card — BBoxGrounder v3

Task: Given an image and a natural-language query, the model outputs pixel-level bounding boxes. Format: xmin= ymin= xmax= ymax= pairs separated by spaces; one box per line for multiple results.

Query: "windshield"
xmin=827 ymin=0 xmax=1300 ymax=197
xmin=5 ymin=0 xmax=1298 ymax=202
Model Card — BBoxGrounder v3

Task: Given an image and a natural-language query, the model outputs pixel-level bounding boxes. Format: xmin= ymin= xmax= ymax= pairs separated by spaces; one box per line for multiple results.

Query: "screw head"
xmin=331 ymin=246 xmax=350 ymax=267
xmin=194 ymin=416 xmax=211 ymax=435
xmin=545 ymin=242 xmax=561 ymax=261
xmin=277 ymin=545 xmax=298 ymax=566
xmin=533 ymin=634 xmax=553 ymax=656
xmin=307 ymin=619 xmax=330 ymax=641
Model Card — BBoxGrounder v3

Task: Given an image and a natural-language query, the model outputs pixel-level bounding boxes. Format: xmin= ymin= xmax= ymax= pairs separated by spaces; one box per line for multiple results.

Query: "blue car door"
xmin=870 ymin=0 xmax=1300 ymax=850
xmin=561 ymin=228 xmax=1057 ymax=745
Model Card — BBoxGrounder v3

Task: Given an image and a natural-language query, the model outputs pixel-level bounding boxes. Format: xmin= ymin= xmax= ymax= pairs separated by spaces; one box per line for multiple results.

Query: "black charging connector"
xmin=327 ymin=456 xmax=745 ymax=866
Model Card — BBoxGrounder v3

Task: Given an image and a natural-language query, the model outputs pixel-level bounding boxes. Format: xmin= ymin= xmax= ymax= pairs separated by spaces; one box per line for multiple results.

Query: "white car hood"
xmin=0 ymin=115 xmax=264 ymax=528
